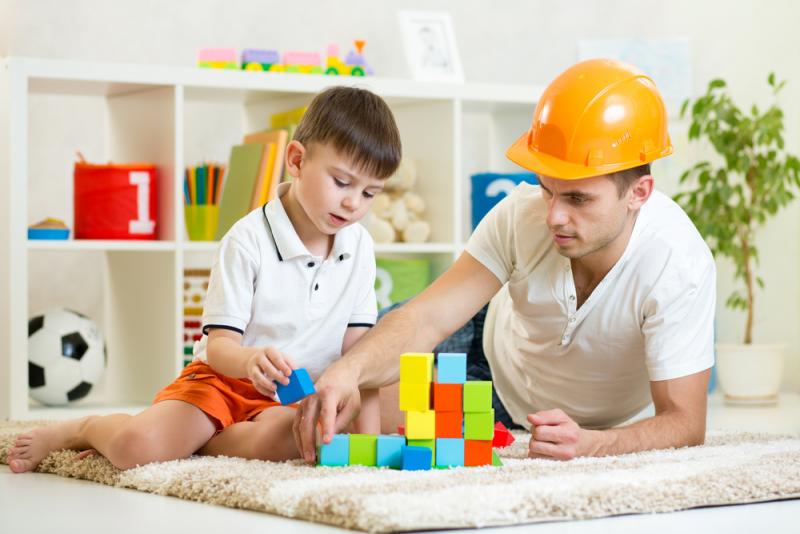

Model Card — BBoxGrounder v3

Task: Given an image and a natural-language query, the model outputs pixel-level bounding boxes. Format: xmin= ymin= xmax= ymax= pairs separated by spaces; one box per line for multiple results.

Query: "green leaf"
xmin=710 ymin=79 xmax=726 ymax=90
xmin=768 ymin=72 xmax=776 ymax=86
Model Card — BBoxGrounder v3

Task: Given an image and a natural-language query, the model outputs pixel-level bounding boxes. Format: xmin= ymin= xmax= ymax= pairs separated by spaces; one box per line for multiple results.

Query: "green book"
xmin=214 ymin=143 xmax=264 ymax=240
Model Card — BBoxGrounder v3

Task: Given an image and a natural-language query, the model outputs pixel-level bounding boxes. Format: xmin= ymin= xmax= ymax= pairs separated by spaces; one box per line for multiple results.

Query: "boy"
xmin=8 ymin=86 xmax=402 ymax=471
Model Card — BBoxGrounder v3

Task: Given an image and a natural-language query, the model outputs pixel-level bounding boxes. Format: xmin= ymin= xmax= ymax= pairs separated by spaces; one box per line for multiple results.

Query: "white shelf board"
xmin=27 ymin=240 xmax=177 ymax=252
xmin=7 ymin=57 xmax=542 ymax=106
xmin=374 ymin=242 xmax=458 ymax=254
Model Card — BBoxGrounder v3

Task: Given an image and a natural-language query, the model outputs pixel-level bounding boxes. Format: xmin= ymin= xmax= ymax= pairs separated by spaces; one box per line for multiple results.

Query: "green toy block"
xmin=407 ymin=438 xmax=436 ymax=467
xmin=400 ymin=353 xmax=434 ymax=384
xmin=464 ymin=410 xmax=495 ymax=440
xmin=463 ymin=381 xmax=493 ymax=412
xmin=349 ymin=434 xmax=378 ymax=466
xmin=492 ymin=450 xmax=503 ymax=466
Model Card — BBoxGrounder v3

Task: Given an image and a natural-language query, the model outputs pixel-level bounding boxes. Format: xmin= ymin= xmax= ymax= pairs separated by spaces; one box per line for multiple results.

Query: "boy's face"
xmin=536 ymin=174 xmax=645 ymax=260
xmin=290 ymin=141 xmax=385 ymax=235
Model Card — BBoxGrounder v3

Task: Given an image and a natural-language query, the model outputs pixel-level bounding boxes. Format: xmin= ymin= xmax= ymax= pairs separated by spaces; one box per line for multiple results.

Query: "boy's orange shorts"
xmin=153 ymin=360 xmax=292 ymax=430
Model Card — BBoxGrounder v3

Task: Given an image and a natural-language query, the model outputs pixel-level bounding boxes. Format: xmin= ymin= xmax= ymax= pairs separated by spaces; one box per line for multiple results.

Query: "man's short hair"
xmin=293 ymin=86 xmax=402 ymax=179
xmin=608 ymin=163 xmax=651 ymax=197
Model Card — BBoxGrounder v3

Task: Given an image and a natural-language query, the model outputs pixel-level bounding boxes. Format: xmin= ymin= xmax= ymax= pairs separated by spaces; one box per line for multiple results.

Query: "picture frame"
xmin=398 ymin=10 xmax=464 ymax=83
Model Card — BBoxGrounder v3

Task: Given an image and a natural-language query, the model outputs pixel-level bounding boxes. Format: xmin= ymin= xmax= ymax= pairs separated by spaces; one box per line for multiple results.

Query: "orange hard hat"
xmin=506 ymin=58 xmax=673 ymax=180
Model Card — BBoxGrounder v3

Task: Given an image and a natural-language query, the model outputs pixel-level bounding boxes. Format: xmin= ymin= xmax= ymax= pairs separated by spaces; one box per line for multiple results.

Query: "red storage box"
xmin=74 ymin=161 xmax=158 ymax=240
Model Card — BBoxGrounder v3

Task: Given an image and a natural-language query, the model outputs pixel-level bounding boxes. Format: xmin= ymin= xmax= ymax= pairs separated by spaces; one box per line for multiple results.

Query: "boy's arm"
xmin=294 ymin=251 xmax=503 ymax=462
xmin=206 ymin=328 xmax=294 ymax=399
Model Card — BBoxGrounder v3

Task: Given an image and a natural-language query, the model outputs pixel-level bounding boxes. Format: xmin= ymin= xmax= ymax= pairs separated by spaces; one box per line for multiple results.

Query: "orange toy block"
xmin=435 ymin=411 xmax=463 ymax=438
xmin=433 ymin=383 xmax=462 ymax=412
xmin=464 ymin=439 xmax=493 ymax=466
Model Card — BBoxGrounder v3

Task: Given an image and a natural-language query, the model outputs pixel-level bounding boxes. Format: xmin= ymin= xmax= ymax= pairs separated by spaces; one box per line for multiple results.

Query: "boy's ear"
xmin=285 ymin=140 xmax=306 ymax=179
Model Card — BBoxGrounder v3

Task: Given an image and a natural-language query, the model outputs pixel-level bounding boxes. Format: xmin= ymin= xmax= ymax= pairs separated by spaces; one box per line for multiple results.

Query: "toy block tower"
xmin=399 ymin=353 xmax=435 ymax=466
xmin=398 ymin=352 xmax=498 ymax=468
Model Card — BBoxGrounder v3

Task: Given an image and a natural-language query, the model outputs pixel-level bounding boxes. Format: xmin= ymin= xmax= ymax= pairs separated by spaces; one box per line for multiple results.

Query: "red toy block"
xmin=435 ymin=411 xmax=463 ymax=438
xmin=433 ymin=383 xmax=462 ymax=412
xmin=465 ymin=440 xmax=492 ymax=466
xmin=397 ymin=425 xmax=405 ymax=436
xmin=492 ymin=421 xmax=515 ymax=448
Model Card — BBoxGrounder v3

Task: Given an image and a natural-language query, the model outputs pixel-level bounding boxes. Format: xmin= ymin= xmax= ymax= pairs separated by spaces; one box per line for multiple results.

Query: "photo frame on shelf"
xmin=398 ymin=10 xmax=464 ymax=83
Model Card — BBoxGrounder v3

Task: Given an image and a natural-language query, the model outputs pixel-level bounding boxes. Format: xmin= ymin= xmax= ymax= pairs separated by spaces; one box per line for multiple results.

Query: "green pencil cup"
xmin=184 ymin=205 xmax=219 ymax=241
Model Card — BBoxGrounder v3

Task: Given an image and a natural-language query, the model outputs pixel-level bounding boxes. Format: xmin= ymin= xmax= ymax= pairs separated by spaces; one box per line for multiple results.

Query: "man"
xmin=293 ymin=59 xmax=716 ymax=462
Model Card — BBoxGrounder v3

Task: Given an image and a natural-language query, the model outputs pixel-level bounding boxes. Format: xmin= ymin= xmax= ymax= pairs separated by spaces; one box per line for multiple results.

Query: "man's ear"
xmin=628 ymin=174 xmax=654 ymax=210
xmin=285 ymin=140 xmax=306 ymax=180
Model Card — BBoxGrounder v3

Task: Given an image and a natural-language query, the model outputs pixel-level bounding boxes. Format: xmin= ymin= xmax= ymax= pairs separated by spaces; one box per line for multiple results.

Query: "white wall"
xmin=4 ymin=0 xmax=800 ymax=391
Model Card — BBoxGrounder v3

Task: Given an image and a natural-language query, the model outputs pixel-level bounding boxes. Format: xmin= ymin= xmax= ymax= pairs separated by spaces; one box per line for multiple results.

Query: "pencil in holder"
xmin=184 ymin=205 xmax=219 ymax=241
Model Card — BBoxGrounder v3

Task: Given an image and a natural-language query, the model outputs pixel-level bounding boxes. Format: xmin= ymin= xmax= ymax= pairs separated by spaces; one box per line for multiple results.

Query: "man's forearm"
xmin=339 ymin=304 xmax=441 ymax=389
xmin=585 ymin=410 xmax=706 ymax=456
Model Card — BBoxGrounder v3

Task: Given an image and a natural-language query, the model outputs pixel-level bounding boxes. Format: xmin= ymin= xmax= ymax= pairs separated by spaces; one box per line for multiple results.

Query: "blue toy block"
xmin=376 ymin=435 xmax=406 ymax=469
xmin=276 ymin=368 xmax=315 ymax=405
xmin=318 ymin=434 xmax=349 ymax=466
xmin=437 ymin=353 xmax=467 ymax=384
xmin=435 ymin=438 xmax=465 ymax=468
xmin=401 ymin=445 xmax=432 ymax=471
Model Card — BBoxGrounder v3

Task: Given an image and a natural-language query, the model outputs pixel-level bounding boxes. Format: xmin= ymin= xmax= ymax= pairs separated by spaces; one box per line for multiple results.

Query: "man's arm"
xmin=293 ymin=252 xmax=503 ymax=462
xmin=528 ymin=368 xmax=710 ymax=459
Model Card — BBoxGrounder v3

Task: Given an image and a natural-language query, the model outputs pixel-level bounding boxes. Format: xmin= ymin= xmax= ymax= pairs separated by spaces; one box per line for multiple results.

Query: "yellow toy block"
xmin=400 ymin=353 xmax=434 ymax=384
xmin=406 ymin=410 xmax=436 ymax=439
xmin=399 ymin=381 xmax=430 ymax=412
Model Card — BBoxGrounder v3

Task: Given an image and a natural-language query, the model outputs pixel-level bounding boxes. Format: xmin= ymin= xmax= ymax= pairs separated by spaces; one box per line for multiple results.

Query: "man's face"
xmin=537 ymin=174 xmax=631 ymax=260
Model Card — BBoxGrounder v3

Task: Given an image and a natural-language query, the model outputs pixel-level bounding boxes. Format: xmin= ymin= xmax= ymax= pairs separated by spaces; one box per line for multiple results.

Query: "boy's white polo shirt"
xmin=196 ymin=183 xmax=377 ymax=381
xmin=466 ymin=183 xmax=716 ymax=429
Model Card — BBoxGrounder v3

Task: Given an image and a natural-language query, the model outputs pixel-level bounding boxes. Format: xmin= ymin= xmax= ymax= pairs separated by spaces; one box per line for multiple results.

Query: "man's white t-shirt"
xmin=466 ymin=183 xmax=716 ymax=429
xmin=195 ymin=183 xmax=378 ymax=381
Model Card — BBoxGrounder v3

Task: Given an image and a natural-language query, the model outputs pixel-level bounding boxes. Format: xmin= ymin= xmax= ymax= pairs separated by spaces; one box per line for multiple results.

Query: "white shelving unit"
xmin=0 ymin=57 xmax=541 ymax=420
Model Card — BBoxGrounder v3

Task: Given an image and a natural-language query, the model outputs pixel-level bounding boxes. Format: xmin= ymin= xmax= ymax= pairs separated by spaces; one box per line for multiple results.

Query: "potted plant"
xmin=674 ymin=73 xmax=800 ymax=405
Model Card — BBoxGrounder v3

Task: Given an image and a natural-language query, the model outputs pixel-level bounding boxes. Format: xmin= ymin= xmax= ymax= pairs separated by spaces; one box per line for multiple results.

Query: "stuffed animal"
xmin=366 ymin=160 xmax=431 ymax=243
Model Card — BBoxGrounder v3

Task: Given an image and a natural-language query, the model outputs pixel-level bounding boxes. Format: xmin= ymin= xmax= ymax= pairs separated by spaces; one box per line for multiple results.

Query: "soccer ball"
xmin=28 ymin=308 xmax=107 ymax=405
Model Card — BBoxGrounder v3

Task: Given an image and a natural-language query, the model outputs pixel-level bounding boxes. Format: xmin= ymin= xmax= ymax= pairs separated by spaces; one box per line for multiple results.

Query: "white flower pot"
xmin=715 ymin=343 xmax=784 ymax=405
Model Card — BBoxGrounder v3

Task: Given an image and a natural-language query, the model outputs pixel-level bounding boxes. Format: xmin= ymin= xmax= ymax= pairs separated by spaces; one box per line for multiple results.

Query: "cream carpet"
xmin=2 ymin=421 xmax=799 ymax=532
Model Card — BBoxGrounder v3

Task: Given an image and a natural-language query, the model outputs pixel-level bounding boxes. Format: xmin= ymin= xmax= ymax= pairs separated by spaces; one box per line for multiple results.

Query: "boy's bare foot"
xmin=6 ymin=418 xmax=90 ymax=473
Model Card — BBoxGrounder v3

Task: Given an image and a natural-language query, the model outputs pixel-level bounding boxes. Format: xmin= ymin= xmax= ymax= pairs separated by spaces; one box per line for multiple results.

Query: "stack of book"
xmin=214 ymin=106 xmax=307 ymax=240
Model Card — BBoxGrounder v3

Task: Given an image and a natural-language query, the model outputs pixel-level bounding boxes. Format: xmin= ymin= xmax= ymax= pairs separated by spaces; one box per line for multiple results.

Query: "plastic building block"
xmin=406 ymin=410 xmax=435 ymax=440
xmin=491 ymin=450 xmax=503 ymax=467
xmin=433 ymin=383 xmax=462 ymax=412
xmin=397 ymin=425 xmax=405 ymax=435
xmin=197 ymin=48 xmax=238 ymax=69
xmin=400 ymin=353 xmax=434 ymax=384
xmin=436 ymin=353 xmax=467 ymax=384
xmin=435 ymin=411 xmax=463 ymax=438
xmin=407 ymin=439 xmax=436 ymax=467
xmin=492 ymin=421 xmax=516 ymax=448
xmin=401 ymin=445 xmax=432 ymax=471
xmin=399 ymin=381 xmax=430 ymax=412
xmin=465 ymin=410 xmax=495 ymax=440
xmin=463 ymin=381 xmax=493 ymax=412
xmin=464 ymin=440 xmax=492 ymax=466
xmin=376 ymin=435 xmax=406 ymax=469
xmin=276 ymin=368 xmax=316 ymax=405
xmin=349 ymin=434 xmax=378 ymax=466
xmin=435 ymin=438 xmax=465 ymax=468
xmin=318 ymin=434 xmax=349 ymax=466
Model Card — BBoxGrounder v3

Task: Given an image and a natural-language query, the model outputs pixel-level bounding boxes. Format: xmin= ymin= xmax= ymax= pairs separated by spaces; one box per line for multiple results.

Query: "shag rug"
xmin=2 ymin=421 xmax=799 ymax=532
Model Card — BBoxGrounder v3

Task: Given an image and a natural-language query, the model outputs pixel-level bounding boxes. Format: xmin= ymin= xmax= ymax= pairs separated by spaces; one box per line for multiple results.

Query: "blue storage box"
xmin=470 ymin=172 xmax=537 ymax=230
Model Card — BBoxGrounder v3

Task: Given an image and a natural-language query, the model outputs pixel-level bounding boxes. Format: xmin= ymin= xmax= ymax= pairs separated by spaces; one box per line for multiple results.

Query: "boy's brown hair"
xmin=293 ymin=86 xmax=402 ymax=179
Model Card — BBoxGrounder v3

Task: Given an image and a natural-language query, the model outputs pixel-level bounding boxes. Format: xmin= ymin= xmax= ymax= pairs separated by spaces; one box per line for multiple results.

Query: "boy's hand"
xmin=246 ymin=347 xmax=298 ymax=400
xmin=292 ymin=362 xmax=361 ymax=463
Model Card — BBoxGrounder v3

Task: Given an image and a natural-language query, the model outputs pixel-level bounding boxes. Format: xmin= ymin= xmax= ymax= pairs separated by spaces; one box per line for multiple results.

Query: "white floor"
xmin=2 ymin=393 xmax=799 ymax=534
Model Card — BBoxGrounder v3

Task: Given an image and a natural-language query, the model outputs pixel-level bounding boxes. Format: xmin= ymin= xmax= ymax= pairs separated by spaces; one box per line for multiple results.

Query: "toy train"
xmin=198 ymin=40 xmax=374 ymax=77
